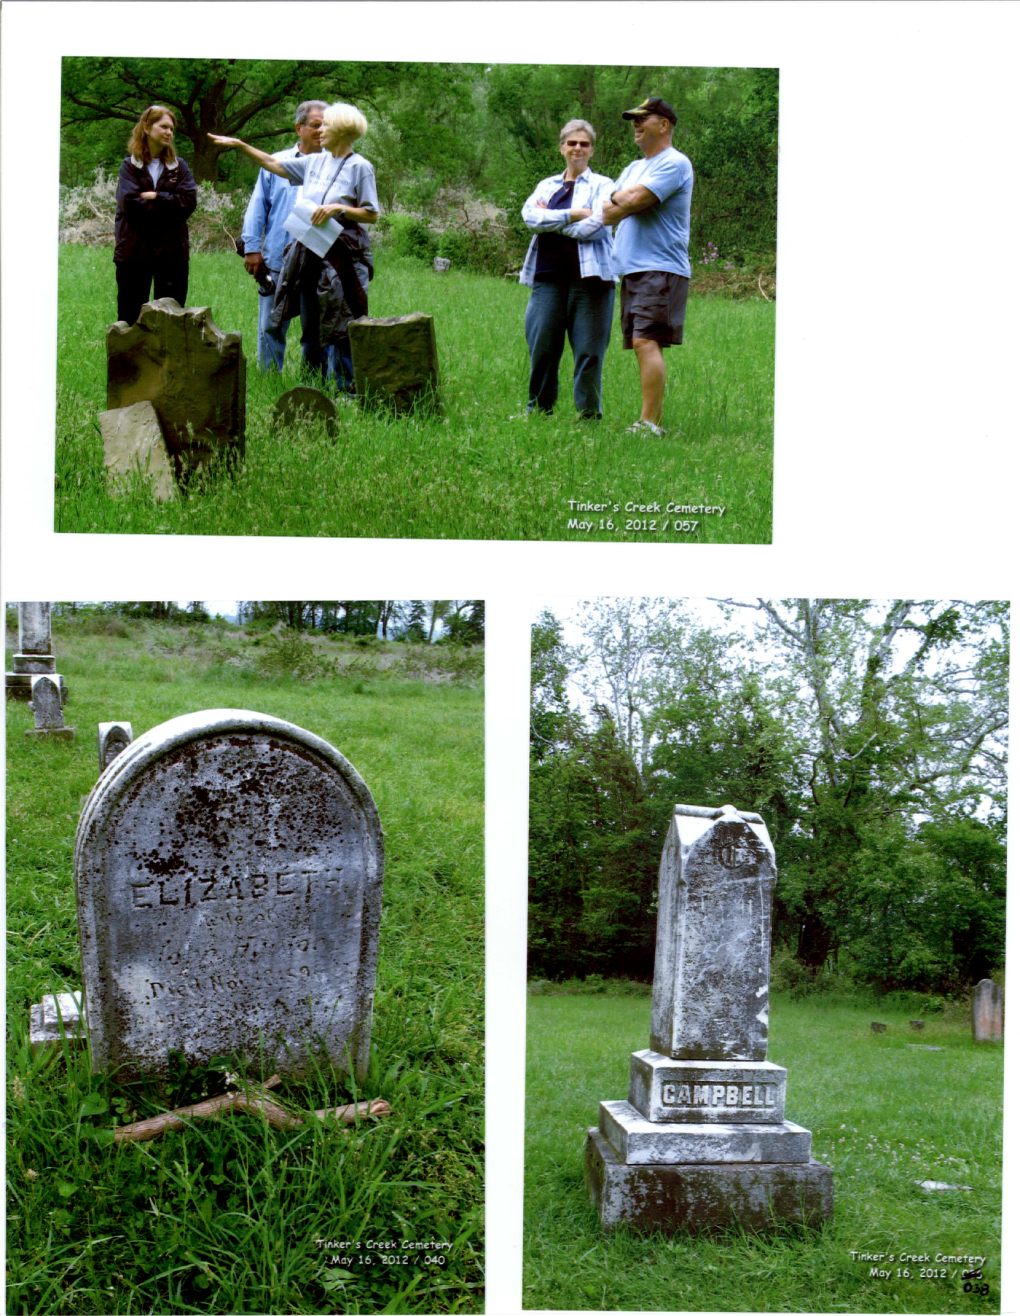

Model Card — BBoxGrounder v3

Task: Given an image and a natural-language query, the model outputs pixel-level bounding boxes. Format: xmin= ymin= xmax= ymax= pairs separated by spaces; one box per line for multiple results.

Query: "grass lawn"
xmin=525 ymin=993 xmax=1002 ymax=1313
xmin=6 ymin=617 xmax=484 ymax=1315
xmin=54 ymin=244 xmax=774 ymax=543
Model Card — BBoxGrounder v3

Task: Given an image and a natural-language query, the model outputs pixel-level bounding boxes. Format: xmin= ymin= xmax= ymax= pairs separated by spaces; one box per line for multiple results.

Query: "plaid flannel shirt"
xmin=519 ymin=168 xmax=616 ymax=286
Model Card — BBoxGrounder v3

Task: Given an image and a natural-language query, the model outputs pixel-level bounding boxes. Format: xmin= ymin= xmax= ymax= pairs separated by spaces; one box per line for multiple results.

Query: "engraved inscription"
xmin=661 ymin=1080 xmax=778 ymax=1108
xmin=129 ymin=865 xmax=345 ymax=909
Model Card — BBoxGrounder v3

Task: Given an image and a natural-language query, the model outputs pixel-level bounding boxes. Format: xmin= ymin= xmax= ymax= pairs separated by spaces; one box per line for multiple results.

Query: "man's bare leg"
xmin=633 ymin=337 xmax=666 ymax=426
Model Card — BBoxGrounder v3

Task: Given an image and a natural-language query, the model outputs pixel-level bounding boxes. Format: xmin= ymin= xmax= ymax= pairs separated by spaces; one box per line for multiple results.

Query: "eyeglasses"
xmin=564 ymin=140 xmax=592 ymax=147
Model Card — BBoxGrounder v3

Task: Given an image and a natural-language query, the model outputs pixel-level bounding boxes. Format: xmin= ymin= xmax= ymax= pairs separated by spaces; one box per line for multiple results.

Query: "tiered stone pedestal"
xmin=585 ymin=1049 xmax=833 ymax=1232
xmin=585 ymin=1127 xmax=833 ymax=1232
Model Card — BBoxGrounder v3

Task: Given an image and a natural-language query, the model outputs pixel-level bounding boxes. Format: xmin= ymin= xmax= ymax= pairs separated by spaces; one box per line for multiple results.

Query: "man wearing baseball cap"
xmin=602 ymin=97 xmax=694 ymax=436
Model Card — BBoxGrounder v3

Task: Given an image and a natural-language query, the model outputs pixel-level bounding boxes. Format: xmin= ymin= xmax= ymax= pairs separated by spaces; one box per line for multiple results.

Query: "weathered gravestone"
xmin=433 ymin=257 xmax=451 ymax=273
xmin=349 ymin=312 xmax=442 ymax=414
xmin=972 ymin=979 xmax=1003 ymax=1042
xmin=74 ymin=709 xmax=384 ymax=1080
xmin=106 ymin=299 xmax=246 ymax=487
xmin=26 ymin=675 xmax=75 ymax=742
xmin=585 ymin=804 xmax=833 ymax=1232
xmin=272 ymin=386 xmax=337 ymax=436
xmin=6 ymin=603 xmax=68 ymax=704
xmin=98 ymin=400 xmax=177 ymax=501
xmin=98 ymin=721 xmax=133 ymax=772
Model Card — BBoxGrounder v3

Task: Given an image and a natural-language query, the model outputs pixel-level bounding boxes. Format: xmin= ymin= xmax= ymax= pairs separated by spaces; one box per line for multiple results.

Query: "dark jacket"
xmin=114 ymin=155 xmax=198 ymax=263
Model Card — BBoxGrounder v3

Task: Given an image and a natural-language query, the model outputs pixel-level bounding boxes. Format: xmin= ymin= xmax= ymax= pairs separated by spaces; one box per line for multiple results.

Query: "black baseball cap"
xmin=622 ymin=97 xmax=677 ymax=126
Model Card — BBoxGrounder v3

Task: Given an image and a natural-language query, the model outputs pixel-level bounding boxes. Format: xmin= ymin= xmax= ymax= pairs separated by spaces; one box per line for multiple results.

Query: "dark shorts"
xmin=620 ymin=270 xmax=690 ymax=349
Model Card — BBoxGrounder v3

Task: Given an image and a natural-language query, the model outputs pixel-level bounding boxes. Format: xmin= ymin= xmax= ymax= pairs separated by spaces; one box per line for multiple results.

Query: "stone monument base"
xmin=584 ymin=1128 xmax=833 ymax=1232
xmin=25 ymin=726 xmax=76 ymax=743
xmin=6 ymin=672 xmax=68 ymax=703
xmin=599 ymin=1100 xmax=812 ymax=1165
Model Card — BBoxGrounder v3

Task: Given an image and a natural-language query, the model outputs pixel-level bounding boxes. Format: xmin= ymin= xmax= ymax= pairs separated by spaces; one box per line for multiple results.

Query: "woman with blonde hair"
xmin=209 ymin=102 xmax=379 ymax=392
xmin=114 ymin=106 xmax=198 ymax=326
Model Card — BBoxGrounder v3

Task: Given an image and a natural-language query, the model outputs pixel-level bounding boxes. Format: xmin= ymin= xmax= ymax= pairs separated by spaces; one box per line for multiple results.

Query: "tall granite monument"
xmin=74 ymin=710 xmax=384 ymax=1081
xmin=584 ymin=804 xmax=833 ymax=1231
xmin=6 ymin=603 xmax=68 ymax=704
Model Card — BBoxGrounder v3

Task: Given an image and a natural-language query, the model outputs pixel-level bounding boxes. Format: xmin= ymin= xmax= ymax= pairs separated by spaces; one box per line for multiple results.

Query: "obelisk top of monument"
xmin=650 ymin=803 xmax=776 ymax=1062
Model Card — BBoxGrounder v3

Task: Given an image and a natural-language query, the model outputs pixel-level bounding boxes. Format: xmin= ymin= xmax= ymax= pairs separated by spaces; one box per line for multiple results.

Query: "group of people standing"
xmin=112 ymin=93 xmax=693 ymax=432
xmin=113 ymin=99 xmax=379 ymax=394
xmin=520 ymin=97 xmax=693 ymax=436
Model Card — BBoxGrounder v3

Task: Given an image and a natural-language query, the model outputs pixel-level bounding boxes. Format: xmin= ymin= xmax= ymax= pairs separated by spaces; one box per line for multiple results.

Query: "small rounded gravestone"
xmin=870 ymin=1022 xmax=887 ymax=1033
xmin=74 ymin=710 xmax=383 ymax=1080
xmin=909 ymin=1019 xmax=925 ymax=1031
xmin=272 ymin=387 xmax=337 ymax=436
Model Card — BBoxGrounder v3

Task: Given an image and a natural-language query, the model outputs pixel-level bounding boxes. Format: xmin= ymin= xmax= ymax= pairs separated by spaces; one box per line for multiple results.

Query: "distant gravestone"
xmin=272 ymin=387 xmax=337 ymax=436
xmin=433 ymin=257 xmax=451 ymax=273
xmin=349 ymin=312 xmax=442 ymax=414
xmin=106 ymin=299 xmax=246 ymax=486
xmin=972 ymin=979 xmax=1003 ymax=1042
xmin=26 ymin=675 xmax=75 ymax=742
xmin=909 ymin=1019 xmax=925 ymax=1031
xmin=74 ymin=710 xmax=384 ymax=1080
xmin=585 ymin=804 xmax=833 ymax=1232
xmin=99 ymin=400 xmax=176 ymax=501
xmin=871 ymin=1022 xmax=887 ymax=1033
xmin=29 ymin=992 xmax=87 ymax=1054
xmin=98 ymin=721 xmax=133 ymax=771
xmin=6 ymin=603 xmax=67 ymax=704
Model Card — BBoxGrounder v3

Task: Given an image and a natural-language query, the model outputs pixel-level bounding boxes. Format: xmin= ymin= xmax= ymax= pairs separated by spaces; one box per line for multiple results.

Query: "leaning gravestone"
xmin=585 ymin=804 xmax=833 ymax=1232
xmin=97 ymin=721 xmax=133 ymax=771
xmin=106 ymin=299 xmax=246 ymax=487
xmin=349 ymin=312 xmax=442 ymax=414
xmin=272 ymin=386 xmax=337 ymax=436
xmin=972 ymin=979 xmax=1003 ymax=1042
xmin=6 ymin=602 xmax=68 ymax=704
xmin=99 ymin=400 xmax=176 ymax=502
xmin=25 ymin=675 xmax=75 ymax=742
xmin=74 ymin=710 xmax=384 ymax=1080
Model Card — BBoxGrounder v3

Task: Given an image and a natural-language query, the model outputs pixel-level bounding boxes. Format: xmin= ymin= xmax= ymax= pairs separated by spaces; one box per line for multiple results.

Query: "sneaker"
xmin=625 ymin=419 xmax=665 ymax=437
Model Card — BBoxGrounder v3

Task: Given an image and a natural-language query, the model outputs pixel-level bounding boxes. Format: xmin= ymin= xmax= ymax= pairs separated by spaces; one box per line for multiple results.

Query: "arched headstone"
xmin=74 ymin=710 xmax=384 ymax=1079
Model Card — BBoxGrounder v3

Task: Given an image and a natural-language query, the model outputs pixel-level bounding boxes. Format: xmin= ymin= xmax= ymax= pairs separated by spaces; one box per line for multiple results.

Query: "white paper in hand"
xmin=283 ymin=199 xmax=341 ymax=258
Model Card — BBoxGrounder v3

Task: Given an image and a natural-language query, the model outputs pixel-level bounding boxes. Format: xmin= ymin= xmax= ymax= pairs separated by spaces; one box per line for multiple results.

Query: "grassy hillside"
xmin=55 ymin=244 xmax=774 ymax=543
xmin=525 ymin=993 xmax=1002 ymax=1313
xmin=6 ymin=615 xmax=484 ymax=1315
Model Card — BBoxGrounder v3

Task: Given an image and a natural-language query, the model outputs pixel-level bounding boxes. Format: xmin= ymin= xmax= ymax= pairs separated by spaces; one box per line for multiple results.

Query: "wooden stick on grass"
xmin=112 ymin=1074 xmax=391 ymax=1143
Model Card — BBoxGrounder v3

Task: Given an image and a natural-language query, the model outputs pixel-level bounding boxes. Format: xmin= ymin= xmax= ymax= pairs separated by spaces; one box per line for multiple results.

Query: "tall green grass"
xmin=54 ymin=244 xmax=774 ymax=542
xmin=6 ymin=619 xmax=484 ymax=1314
xmin=525 ymin=994 xmax=1001 ymax=1313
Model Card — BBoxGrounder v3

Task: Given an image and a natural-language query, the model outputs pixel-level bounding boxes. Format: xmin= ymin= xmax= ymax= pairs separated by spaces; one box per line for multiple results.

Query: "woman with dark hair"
xmin=114 ymin=106 xmax=198 ymax=325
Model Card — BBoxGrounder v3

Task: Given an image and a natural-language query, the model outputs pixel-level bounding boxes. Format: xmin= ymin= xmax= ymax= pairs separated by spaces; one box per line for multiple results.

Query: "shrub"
xmin=392 ymin=644 xmax=483 ymax=686
xmin=379 ymin=212 xmax=439 ymax=263
xmin=250 ymin=629 xmax=337 ymax=681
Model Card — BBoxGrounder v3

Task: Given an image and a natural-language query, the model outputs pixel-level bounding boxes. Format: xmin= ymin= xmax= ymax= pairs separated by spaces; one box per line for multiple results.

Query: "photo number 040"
xmin=56 ymin=58 xmax=776 ymax=544
xmin=525 ymin=597 xmax=1006 ymax=1314
xmin=5 ymin=600 xmax=485 ymax=1315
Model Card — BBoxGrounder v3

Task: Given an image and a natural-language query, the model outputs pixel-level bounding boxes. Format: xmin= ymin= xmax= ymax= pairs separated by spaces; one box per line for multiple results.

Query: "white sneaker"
xmin=625 ymin=419 xmax=665 ymax=437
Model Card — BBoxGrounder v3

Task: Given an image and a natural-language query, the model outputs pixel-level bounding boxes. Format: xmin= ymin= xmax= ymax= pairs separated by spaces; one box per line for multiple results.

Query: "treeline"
xmin=38 ymin=601 xmax=484 ymax=643
xmin=61 ymin=59 xmax=777 ymax=267
xmin=530 ymin=600 xmax=1008 ymax=998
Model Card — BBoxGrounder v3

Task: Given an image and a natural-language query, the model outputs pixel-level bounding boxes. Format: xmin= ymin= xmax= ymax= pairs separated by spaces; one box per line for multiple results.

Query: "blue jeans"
xmin=257 ymin=273 xmax=342 ymax=383
xmin=524 ymin=277 xmax=616 ymax=417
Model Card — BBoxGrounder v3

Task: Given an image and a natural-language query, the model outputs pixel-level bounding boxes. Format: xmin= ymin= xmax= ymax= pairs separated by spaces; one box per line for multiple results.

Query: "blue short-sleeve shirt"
xmin=611 ymin=146 xmax=694 ymax=278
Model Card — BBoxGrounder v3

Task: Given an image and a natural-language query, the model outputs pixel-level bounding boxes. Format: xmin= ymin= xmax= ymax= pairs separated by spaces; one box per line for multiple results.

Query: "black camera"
xmin=233 ymin=238 xmax=276 ymax=296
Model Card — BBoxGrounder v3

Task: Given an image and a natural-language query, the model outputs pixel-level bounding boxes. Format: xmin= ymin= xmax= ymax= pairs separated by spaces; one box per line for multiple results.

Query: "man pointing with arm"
xmin=602 ymin=98 xmax=693 ymax=436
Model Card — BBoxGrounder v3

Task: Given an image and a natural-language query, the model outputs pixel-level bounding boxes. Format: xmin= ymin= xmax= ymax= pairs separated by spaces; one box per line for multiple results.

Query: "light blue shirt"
xmin=241 ymin=144 xmax=308 ymax=273
xmin=519 ymin=168 xmax=616 ymax=286
xmin=611 ymin=146 xmax=694 ymax=278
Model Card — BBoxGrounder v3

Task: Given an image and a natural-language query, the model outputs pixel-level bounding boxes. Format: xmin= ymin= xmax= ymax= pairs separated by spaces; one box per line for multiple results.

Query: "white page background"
xmin=2 ymin=3 xmax=1017 ymax=1314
